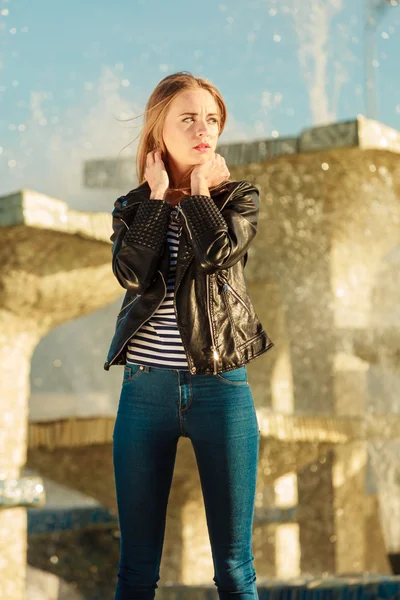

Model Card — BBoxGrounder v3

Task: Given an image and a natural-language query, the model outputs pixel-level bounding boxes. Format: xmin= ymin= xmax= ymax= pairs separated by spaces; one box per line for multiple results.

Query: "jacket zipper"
xmin=107 ymin=269 xmax=167 ymax=367
xmin=171 ymin=187 xmax=238 ymax=374
xmin=175 ymin=204 xmax=192 ymax=239
xmin=116 ymin=293 xmax=142 ymax=326
xmin=206 ymin=273 xmax=219 ymax=374
xmin=173 ymin=279 xmax=196 ymax=374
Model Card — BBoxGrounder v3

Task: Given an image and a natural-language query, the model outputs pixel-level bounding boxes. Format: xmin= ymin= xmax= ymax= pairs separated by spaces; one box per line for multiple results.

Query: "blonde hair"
xmin=120 ymin=71 xmax=228 ymax=199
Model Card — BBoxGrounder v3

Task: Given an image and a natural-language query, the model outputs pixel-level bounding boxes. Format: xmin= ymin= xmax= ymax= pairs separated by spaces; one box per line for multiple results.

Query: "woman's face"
xmin=161 ymin=88 xmax=220 ymax=183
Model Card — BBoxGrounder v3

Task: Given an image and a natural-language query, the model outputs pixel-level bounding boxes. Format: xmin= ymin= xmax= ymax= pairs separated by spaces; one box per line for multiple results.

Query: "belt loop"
xmin=143 ymin=365 xmax=150 ymax=372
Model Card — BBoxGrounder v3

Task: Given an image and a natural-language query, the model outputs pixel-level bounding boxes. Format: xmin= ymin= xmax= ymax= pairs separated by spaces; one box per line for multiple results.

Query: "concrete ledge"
xmin=27 ymin=506 xmax=117 ymax=536
xmin=27 ymin=412 xmax=400 ymax=450
xmin=0 ymin=189 xmax=111 ymax=243
xmin=83 ymin=116 xmax=400 ymax=189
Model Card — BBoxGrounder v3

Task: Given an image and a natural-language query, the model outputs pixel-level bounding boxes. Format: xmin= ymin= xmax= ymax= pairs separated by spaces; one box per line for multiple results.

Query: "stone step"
xmin=25 ymin=469 xmax=118 ymax=535
xmin=156 ymin=576 xmax=400 ymax=599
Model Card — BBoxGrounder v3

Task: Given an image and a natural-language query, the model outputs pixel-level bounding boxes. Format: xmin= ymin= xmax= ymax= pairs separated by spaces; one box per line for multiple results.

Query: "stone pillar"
xmin=332 ymin=443 xmax=367 ymax=573
xmin=297 ymin=450 xmax=335 ymax=574
xmin=0 ymin=189 xmax=123 ymax=599
xmin=0 ymin=316 xmax=39 ymax=598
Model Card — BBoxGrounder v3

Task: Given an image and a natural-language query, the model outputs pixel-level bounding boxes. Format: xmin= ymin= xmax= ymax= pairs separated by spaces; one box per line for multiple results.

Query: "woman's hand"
xmin=145 ymin=149 xmax=169 ymax=199
xmin=190 ymin=152 xmax=230 ymax=188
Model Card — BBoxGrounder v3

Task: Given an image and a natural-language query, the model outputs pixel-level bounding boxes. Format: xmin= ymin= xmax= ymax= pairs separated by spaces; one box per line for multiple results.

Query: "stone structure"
xmin=0 ymin=116 xmax=397 ymax=597
xmin=25 ymin=116 xmax=400 ymax=588
xmin=0 ymin=190 xmax=123 ymax=599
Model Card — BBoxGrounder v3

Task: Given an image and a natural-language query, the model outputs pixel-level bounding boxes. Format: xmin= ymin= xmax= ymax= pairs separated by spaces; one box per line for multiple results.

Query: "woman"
xmin=105 ymin=71 xmax=274 ymax=600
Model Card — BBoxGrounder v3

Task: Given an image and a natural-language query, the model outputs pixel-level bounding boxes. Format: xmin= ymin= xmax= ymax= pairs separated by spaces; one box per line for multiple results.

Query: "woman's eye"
xmin=183 ymin=117 xmax=219 ymax=124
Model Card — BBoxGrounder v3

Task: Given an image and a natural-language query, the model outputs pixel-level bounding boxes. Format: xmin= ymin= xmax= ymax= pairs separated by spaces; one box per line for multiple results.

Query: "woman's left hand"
xmin=190 ymin=152 xmax=230 ymax=188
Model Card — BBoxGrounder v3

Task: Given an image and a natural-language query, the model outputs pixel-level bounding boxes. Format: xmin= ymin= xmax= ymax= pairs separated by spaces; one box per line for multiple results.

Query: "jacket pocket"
xmin=215 ymin=272 xmax=251 ymax=314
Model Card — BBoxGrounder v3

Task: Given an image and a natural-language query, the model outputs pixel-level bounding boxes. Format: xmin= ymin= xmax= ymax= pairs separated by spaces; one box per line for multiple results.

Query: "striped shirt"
xmin=125 ymin=206 xmax=190 ymax=370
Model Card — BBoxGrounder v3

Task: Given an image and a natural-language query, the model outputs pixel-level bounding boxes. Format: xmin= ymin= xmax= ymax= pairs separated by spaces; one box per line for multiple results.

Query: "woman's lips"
xmin=193 ymin=146 xmax=210 ymax=153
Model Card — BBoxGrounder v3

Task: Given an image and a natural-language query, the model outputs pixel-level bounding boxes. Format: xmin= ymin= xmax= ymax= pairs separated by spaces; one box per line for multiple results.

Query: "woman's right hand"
xmin=145 ymin=149 xmax=169 ymax=199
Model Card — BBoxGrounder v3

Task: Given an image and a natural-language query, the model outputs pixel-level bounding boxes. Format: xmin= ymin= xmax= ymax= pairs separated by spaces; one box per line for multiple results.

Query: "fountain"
xmin=23 ymin=116 xmax=400 ymax=598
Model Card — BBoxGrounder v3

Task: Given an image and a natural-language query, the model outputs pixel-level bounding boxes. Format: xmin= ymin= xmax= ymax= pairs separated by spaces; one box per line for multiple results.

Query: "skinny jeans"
xmin=112 ymin=362 xmax=260 ymax=600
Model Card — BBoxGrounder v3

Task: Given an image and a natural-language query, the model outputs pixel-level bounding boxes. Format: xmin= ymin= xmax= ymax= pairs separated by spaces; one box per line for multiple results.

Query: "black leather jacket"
xmin=103 ymin=179 xmax=274 ymax=375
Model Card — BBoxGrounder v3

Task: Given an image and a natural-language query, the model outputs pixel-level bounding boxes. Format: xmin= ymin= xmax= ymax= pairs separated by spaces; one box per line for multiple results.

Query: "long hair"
xmin=121 ymin=71 xmax=229 ymax=199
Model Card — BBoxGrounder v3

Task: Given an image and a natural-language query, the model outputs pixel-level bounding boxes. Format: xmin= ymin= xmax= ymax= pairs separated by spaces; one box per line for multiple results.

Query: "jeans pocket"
xmin=123 ymin=363 xmax=143 ymax=383
xmin=216 ymin=365 xmax=249 ymax=385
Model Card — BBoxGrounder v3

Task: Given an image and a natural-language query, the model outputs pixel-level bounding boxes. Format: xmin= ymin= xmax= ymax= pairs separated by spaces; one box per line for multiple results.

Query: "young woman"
xmin=105 ymin=71 xmax=274 ymax=600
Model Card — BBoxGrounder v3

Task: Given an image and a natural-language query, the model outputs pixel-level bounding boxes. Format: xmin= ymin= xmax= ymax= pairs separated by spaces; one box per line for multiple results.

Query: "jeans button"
xmin=190 ymin=366 xmax=196 ymax=374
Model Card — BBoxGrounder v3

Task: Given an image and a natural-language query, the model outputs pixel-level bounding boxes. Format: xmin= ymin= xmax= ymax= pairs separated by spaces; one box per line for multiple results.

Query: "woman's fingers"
xmin=146 ymin=149 xmax=158 ymax=164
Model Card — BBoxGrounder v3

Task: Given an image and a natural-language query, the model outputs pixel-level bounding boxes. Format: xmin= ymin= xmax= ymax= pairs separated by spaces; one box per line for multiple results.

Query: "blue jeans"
xmin=112 ymin=363 xmax=260 ymax=600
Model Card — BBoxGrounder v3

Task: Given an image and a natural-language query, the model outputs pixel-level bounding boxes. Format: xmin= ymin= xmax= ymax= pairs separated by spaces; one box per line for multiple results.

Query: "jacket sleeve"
xmin=178 ymin=181 xmax=260 ymax=273
xmin=110 ymin=195 xmax=172 ymax=293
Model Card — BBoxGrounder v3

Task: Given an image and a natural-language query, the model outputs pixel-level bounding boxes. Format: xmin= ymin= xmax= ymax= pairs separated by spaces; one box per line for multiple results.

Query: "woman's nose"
xmin=195 ymin=121 xmax=210 ymax=135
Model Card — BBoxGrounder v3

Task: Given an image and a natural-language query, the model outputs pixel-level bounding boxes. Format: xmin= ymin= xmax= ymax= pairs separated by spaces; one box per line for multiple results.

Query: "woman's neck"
xmin=165 ymin=156 xmax=192 ymax=190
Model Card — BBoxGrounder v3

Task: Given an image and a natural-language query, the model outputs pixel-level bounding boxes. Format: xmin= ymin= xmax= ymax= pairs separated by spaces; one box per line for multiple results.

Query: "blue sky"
xmin=0 ymin=0 xmax=399 ymax=210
